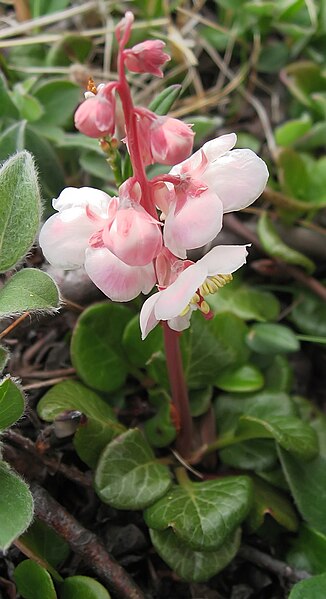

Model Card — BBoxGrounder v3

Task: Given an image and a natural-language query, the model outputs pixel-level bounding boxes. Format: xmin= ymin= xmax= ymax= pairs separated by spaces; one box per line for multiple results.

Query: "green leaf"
xmin=144 ymin=388 xmax=176 ymax=448
xmin=257 ymin=41 xmax=289 ymax=73
xmin=287 ymin=525 xmax=326 ymax=575
xmin=215 ymin=364 xmax=264 ymax=393
xmin=144 ymin=475 xmax=252 ymax=551
xmin=71 ymin=303 xmax=133 ymax=393
xmin=288 ymin=573 xmax=326 ymax=599
xmin=14 ymin=560 xmax=57 ymax=599
xmin=0 ymin=151 xmax=41 ymax=273
xmin=12 ymin=84 xmax=44 ymax=122
xmin=0 ymin=72 xmax=19 ymax=119
xmin=278 ymin=449 xmax=326 ymax=534
xmin=34 ymin=79 xmax=80 ymax=127
xmin=148 ymin=85 xmax=182 ymax=115
xmin=61 ymin=576 xmax=111 ymax=599
xmin=122 ymin=314 xmax=163 ymax=368
xmin=0 ymin=345 xmax=9 ymax=373
xmin=0 ymin=269 xmax=59 ymax=316
xmin=0 ymin=377 xmax=25 ymax=431
xmin=277 ymin=148 xmax=309 ymax=199
xmin=237 ymin=415 xmax=318 ymax=460
xmin=182 ymin=311 xmax=249 ymax=389
xmin=275 ymin=114 xmax=312 ymax=146
xmin=0 ymin=121 xmax=65 ymax=198
xmin=290 ymin=288 xmax=326 ymax=337
xmin=246 ymin=323 xmax=300 ymax=354
xmin=263 ymin=354 xmax=293 ymax=393
xmin=95 ymin=429 xmax=172 ymax=510
xmin=192 ymin=116 xmax=223 ymax=143
xmin=46 ymin=35 xmax=93 ymax=67
xmin=150 ymin=527 xmax=241 ymax=582
xmin=79 ymin=151 xmax=113 ymax=181
xmin=0 ymin=462 xmax=33 ymax=550
xmin=257 ymin=212 xmax=315 ymax=273
xmin=37 ymin=380 xmax=124 ymax=468
xmin=20 ymin=519 xmax=69 ymax=569
xmin=31 ymin=0 xmax=69 ymax=17
xmin=220 ymin=439 xmax=278 ymax=472
xmin=246 ymin=476 xmax=298 ymax=532
xmin=208 ymin=279 xmax=280 ymax=321
xmin=189 ymin=386 xmax=213 ymax=417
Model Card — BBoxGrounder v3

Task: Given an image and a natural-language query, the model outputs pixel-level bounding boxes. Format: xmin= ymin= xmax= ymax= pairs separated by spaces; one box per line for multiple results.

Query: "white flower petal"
xmin=200 ymin=245 xmax=250 ymax=275
xmin=167 ymin=311 xmax=192 ymax=332
xmin=39 ymin=208 xmax=97 ymax=269
xmin=170 ymin=133 xmax=237 ymax=177
xmin=164 ymin=192 xmax=223 ymax=258
xmin=84 ymin=248 xmax=156 ymax=302
xmin=53 ymin=186 xmax=111 ymax=218
xmin=202 ymin=149 xmax=269 ymax=213
xmin=140 ymin=292 xmax=161 ymax=339
xmin=154 ymin=262 xmax=207 ymax=320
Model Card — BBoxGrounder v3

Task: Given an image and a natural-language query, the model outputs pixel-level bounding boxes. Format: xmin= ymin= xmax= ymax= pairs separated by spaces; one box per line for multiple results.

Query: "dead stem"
xmin=31 ymin=483 xmax=145 ymax=599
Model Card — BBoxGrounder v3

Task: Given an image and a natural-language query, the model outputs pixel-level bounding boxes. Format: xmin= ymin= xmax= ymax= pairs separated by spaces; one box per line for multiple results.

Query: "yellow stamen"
xmin=87 ymin=77 xmax=97 ymax=94
xmin=200 ymin=273 xmax=233 ymax=296
xmin=180 ymin=304 xmax=191 ymax=317
xmin=199 ymin=300 xmax=211 ymax=315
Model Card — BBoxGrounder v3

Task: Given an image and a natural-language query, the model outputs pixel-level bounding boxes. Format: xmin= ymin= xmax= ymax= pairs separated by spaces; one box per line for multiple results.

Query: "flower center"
xmin=179 ymin=273 xmax=233 ymax=318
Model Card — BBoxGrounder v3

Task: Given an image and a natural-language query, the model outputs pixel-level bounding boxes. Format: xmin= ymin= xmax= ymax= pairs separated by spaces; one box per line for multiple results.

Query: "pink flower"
xmin=135 ymin=108 xmax=194 ymax=166
xmin=74 ymin=83 xmax=116 ymax=138
xmin=140 ymin=245 xmax=249 ymax=339
xmin=102 ymin=179 xmax=163 ymax=266
xmin=170 ymin=133 xmax=269 ymax=213
xmin=39 ymin=187 xmax=156 ymax=302
xmin=156 ymin=133 xmax=268 ymax=258
xmin=124 ymin=40 xmax=170 ymax=77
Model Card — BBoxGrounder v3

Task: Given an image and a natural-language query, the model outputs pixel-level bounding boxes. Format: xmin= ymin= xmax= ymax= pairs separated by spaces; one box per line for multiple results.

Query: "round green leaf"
xmin=208 ymin=279 xmax=280 ymax=322
xmin=238 ymin=415 xmax=318 ymax=461
xmin=71 ymin=303 xmax=133 ymax=392
xmin=247 ymin=476 xmax=298 ymax=533
xmin=275 ymin=115 xmax=312 ymax=146
xmin=144 ymin=476 xmax=253 ymax=551
xmin=287 ymin=525 xmax=326 ymax=575
xmin=20 ymin=519 xmax=70 ymax=569
xmin=37 ymin=380 xmax=124 ymax=468
xmin=0 ymin=151 xmax=41 ymax=273
xmin=95 ymin=428 xmax=172 ymax=510
xmin=0 ymin=377 xmax=25 ymax=431
xmin=46 ymin=34 xmax=93 ymax=67
xmin=278 ymin=450 xmax=326 ymax=535
xmin=0 ymin=269 xmax=59 ymax=316
xmin=290 ymin=288 xmax=326 ymax=337
xmin=215 ymin=364 xmax=264 ymax=392
xmin=122 ymin=314 xmax=163 ymax=368
xmin=144 ymin=389 xmax=176 ymax=448
xmin=246 ymin=323 xmax=300 ymax=355
xmin=61 ymin=575 xmax=111 ymax=599
xmin=0 ymin=463 xmax=34 ymax=550
xmin=288 ymin=573 xmax=326 ymax=599
xmin=14 ymin=560 xmax=56 ymax=599
xmin=150 ymin=527 xmax=241 ymax=583
xmin=33 ymin=79 xmax=80 ymax=126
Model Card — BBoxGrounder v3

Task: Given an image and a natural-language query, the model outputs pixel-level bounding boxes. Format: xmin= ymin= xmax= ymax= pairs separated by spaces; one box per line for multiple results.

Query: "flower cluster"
xmin=39 ymin=12 xmax=269 ymax=339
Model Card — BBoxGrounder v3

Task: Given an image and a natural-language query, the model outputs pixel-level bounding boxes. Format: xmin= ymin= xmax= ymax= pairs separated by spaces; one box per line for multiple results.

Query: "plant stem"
xmin=163 ymin=322 xmax=193 ymax=458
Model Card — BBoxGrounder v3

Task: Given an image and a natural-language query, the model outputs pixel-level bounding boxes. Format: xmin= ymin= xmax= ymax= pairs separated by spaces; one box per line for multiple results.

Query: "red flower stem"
xmin=117 ymin=49 xmax=156 ymax=218
xmin=163 ymin=322 xmax=193 ymax=458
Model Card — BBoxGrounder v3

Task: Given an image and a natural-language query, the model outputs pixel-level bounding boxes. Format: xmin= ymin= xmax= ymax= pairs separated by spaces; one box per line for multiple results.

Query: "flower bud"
xmin=74 ymin=83 xmax=116 ymax=139
xmin=124 ymin=40 xmax=170 ymax=78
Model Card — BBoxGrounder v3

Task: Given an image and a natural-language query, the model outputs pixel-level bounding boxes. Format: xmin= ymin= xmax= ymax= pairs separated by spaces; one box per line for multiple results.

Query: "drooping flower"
xmin=39 ymin=187 xmax=156 ymax=302
xmin=155 ymin=133 xmax=268 ymax=258
xmin=74 ymin=82 xmax=116 ymax=139
xmin=134 ymin=108 xmax=194 ymax=166
xmin=124 ymin=40 xmax=170 ymax=77
xmin=170 ymin=133 xmax=269 ymax=213
xmin=140 ymin=244 xmax=249 ymax=339
xmin=102 ymin=179 xmax=163 ymax=266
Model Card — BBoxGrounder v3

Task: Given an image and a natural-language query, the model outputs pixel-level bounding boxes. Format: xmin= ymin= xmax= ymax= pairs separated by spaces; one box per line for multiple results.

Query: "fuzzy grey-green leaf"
xmin=0 ymin=151 xmax=41 ymax=272
xmin=0 ymin=377 xmax=25 ymax=431
xmin=0 ymin=269 xmax=59 ymax=316
xmin=0 ymin=462 xmax=34 ymax=550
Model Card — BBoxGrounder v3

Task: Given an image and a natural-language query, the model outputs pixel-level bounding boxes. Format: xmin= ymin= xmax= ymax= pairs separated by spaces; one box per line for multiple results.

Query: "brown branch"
xmin=4 ymin=430 xmax=92 ymax=488
xmin=224 ymin=214 xmax=326 ymax=303
xmin=30 ymin=483 xmax=145 ymax=599
xmin=0 ymin=312 xmax=30 ymax=339
xmin=238 ymin=545 xmax=311 ymax=583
